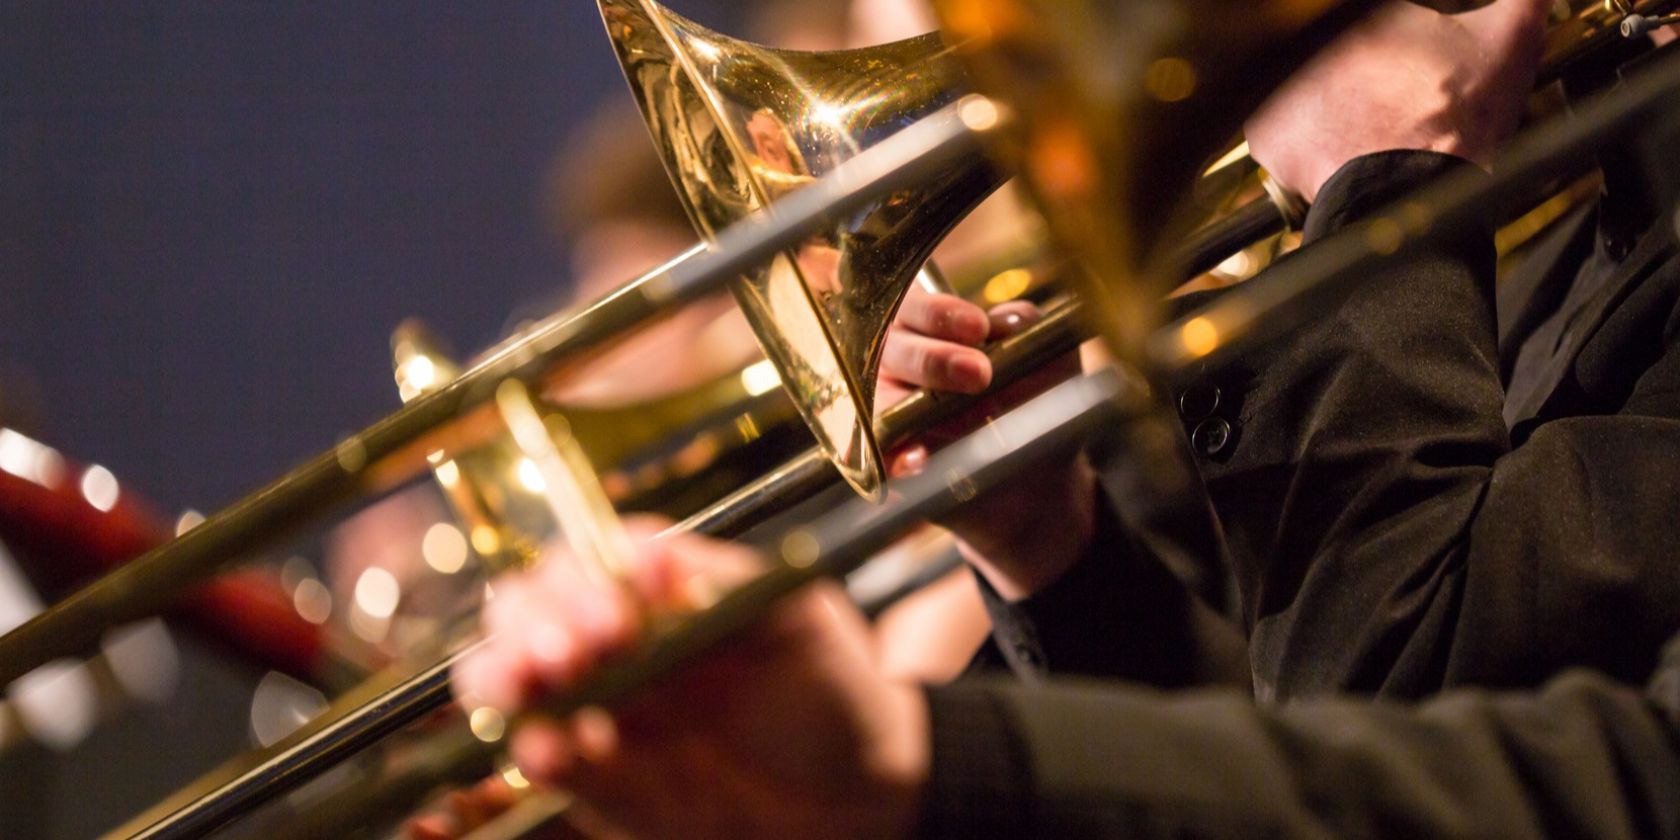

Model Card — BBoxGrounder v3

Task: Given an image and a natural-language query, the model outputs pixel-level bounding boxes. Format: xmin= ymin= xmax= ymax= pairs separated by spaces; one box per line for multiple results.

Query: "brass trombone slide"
xmin=0 ymin=99 xmax=999 ymax=690
xmin=117 ymin=45 xmax=1680 ymax=835
xmin=105 ymin=291 xmax=1089 ymax=840
xmin=117 ymin=366 xmax=1146 ymax=840
xmin=14 ymin=0 xmax=1634 ymax=692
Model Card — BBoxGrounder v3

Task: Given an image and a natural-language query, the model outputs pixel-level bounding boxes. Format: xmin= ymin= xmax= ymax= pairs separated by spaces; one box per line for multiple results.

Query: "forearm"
xmin=1190 ymin=151 xmax=1510 ymax=698
xmin=954 ymin=454 xmax=1097 ymax=602
xmin=922 ymin=640 xmax=1680 ymax=839
xmin=964 ymin=479 xmax=1248 ymax=689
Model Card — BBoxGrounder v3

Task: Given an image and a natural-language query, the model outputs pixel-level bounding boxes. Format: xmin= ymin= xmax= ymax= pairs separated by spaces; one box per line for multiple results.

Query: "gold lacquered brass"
xmin=932 ymin=0 xmax=1390 ymax=367
xmin=394 ymin=317 xmax=806 ymax=563
xmin=393 ymin=323 xmax=564 ymax=573
xmin=599 ymin=0 xmax=1004 ymax=500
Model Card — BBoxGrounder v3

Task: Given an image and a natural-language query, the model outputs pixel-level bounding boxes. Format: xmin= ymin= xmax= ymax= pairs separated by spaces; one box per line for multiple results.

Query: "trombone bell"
xmin=933 ymin=0 xmax=1389 ymax=368
xmin=600 ymin=0 xmax=1005 ymax=500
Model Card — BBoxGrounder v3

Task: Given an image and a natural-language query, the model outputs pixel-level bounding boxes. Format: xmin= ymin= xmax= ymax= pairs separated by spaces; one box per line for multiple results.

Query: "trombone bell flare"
xmin=600 ymin=0 xmax=1007 ymax=500
xmin=932 ymin=0 xmax=1390 ymax=370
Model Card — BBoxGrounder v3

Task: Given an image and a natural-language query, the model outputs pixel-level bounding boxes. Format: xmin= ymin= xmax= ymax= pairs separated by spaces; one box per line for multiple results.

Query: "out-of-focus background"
xmin=1 ymin=2 xmax=750 ymax=512
xmin=0 ymin=3 xmax=776 ymax=836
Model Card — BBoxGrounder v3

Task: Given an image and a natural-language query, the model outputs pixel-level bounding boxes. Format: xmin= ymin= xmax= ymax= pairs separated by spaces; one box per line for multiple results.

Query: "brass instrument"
xmin=602 ymin=0 xmax=1005 ymax=500
xmin=35 ymin=0 xmax=1680 ymax=835
xmin=101 ymin=0 xmax=1404 ymax=835
xmin=11 ymin=0 xmax=1658 ymax=702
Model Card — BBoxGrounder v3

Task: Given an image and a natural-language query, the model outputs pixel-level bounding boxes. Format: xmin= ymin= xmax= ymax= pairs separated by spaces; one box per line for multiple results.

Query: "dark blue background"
xmin=1 ymin=1 xmax=741 ymax=513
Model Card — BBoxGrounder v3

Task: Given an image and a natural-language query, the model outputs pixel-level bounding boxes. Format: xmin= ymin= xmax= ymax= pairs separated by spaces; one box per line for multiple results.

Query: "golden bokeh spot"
xmin=1366 ymin=218 xmax=1404 ymax=255
xmin=469 ymin=706 xmax=507 ymax=743
xmin=1029 ymin=120 xmax=1098 ymax=203
xmin=780 ymin=529 xmax=822 ymax=569
xmin=958 ymin=95 xmax=1002 ymax=132
xmin=501 ymin=764 xmax=531 ymax=790
xmin=1143 ymin=57 xmax=1197 ymax=103
xmin=1180 ymin=317 xmax=1220 ymax=358
xmin=471 ymin=524 xmax=502 ymax=556
xmin=938 ymin=0 xmax=1026 ymax=46
xmin=982 ymin=268 xmax=1034 ymax=305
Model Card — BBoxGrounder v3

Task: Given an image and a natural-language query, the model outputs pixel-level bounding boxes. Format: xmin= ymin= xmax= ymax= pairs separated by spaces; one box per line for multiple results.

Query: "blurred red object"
xmin=0 ymin=434 xmax=327 ymax=684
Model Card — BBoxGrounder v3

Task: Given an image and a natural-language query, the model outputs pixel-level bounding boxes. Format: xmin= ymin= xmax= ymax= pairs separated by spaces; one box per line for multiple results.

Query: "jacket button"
xmin=1178 ymin=384 xmax=1221 ymax=420
xmin=1191 ymin=417 xmax=1232 ymax=457
xmin=1013 ymin=643 xmax=1042 ymax=669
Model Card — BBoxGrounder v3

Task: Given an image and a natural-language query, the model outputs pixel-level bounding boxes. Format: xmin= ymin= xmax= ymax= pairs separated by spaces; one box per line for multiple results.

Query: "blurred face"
xmin=845 ymin=0 xmax=937 ymax=46
xmin=570 ymin=219 xmax=696 ymax=301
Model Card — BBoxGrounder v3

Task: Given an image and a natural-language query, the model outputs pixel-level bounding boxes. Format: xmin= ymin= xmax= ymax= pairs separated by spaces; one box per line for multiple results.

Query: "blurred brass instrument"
xmin=23 ymin=0 xmax=1680 ymax=835
xmin=602 ymin=0 xmax=1006 ymax=501
xmin=96 ymin=0 xmax=1400 ymax=836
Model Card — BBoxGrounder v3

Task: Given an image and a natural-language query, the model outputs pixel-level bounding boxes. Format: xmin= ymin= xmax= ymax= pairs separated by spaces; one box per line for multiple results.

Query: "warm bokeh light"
xmin=353 ymin=566 xmax=400 ymax=620
xmin=434 ymin=458 xmax=461 ymax=487
xmin=422 ymin=522 xmax=469 ymax=574
xmin=292 ymin=578 xmax=333 ymax=625
xmin=982 ymin=268 xmax=1032 ymax=305
xmin=958 ymin=95 xmax=1001 ymax=132
xmin=740 ymin=359 xmax=782 ymax=397
xmin=102 ymin=619 xmax=180 ymax=704
xmin=1214 ymin=250 xmax=1257 ymax=279
xmin=517 ymin=458 xmax=546 ymax=493
xmin=175 ymin=509 xmax=206 ymax=535
xmin=1180 ymin=316 xmax=1221 ymax=358
xmin=0 ymin=429 xmax=65 ymax=488
xmin=471 ymin=525 xmax=501 ymax=556
xmin=1143 ymin=56 xmax=1198 ymax=102
xmin=470 ymin=706 xmax=507 ymax=743
xmin=80 ymin=464 xmax=120 ymax=513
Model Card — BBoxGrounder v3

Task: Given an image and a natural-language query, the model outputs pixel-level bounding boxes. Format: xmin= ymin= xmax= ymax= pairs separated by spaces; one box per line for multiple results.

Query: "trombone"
xmin=127 ymin=36 xmax=1680 ymax=835
xmin=9 ymin=0 xmax=1664 ymax=694
xmin=85 ymin=0 xmax=1444 ymax=833
xmin=23 ymin=0 xmax=1680 ymax=833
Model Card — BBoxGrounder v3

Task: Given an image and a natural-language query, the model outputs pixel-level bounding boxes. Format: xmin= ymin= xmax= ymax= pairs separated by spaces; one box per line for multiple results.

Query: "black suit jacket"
xmin=921 ymin=633 xmax=1680 ymax=838
xmin=922 ymin=149 xmax=1680 ymax=838
xmin=980 ymin=149 xmax=1680 ymax=702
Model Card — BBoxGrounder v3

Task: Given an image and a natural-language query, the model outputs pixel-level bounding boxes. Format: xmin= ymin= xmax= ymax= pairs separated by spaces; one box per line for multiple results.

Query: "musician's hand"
xmin=1246 ymin=0 xmax=1550 ymax=202
xmin=879 ymin=288 xmax=1096 ymax=600
xmin=405 ymin=775 xmax=523 ymax=840
xmin=876 ymin=285 xmax=996 ymax=405
xmin=451 ymin=519 xmax=929 ymax=840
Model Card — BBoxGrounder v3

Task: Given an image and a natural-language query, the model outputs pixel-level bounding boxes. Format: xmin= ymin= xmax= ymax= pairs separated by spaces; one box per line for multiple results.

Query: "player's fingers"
xmin=880 ymin=330 xmax=992 ymax=393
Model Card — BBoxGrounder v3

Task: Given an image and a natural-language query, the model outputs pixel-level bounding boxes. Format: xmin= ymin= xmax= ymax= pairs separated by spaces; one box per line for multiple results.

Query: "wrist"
xmin=870 ymin=682 xmax=931 ymax=840
xmin=957 ymin=458 xmax=1097 ymax=600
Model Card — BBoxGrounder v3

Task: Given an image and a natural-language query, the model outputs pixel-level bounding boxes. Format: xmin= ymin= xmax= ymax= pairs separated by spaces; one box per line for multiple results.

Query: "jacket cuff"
xmin=1304 ymin=150 xmax=1483 ymax=243
xmin=917 ymin=684 xmax=1031 ymax=840
xmin=974 ymin=488 xmax=1135 ymax=680
xmin=1648 ymin=631 xmax=1680 ymax=730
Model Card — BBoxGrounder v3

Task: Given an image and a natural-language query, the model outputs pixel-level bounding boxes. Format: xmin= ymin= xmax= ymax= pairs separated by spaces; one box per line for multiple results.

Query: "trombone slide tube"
xmin=679 ymin=298 xmax=1089 ymax=539
xmin=121 ymin=368 xmax=1135 ymax=840
xmin=0 ymin=99 xmax=995 ymax=689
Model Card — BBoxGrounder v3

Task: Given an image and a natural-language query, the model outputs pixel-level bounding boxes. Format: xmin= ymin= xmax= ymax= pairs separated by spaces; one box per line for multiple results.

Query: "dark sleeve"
xmin=1185 ymin=149 xmax=1680 ymax=698
xmin=919 ymin=633 xmax=1680 ymax=840
xmin=969 ymin=478 xmax=1249 ymax=691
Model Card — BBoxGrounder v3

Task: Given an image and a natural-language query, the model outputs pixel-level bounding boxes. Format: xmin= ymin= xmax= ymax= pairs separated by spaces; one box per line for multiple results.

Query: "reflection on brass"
xmin=494 ymin=380 xmax=632 ymax=585
xmin=931 ymin=0 xmax=1398 ymax=367
xmin=600 ymin=0 xmax=1006 ymax=500
xmin=393 ymin=323 xmax=541 ymax=573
